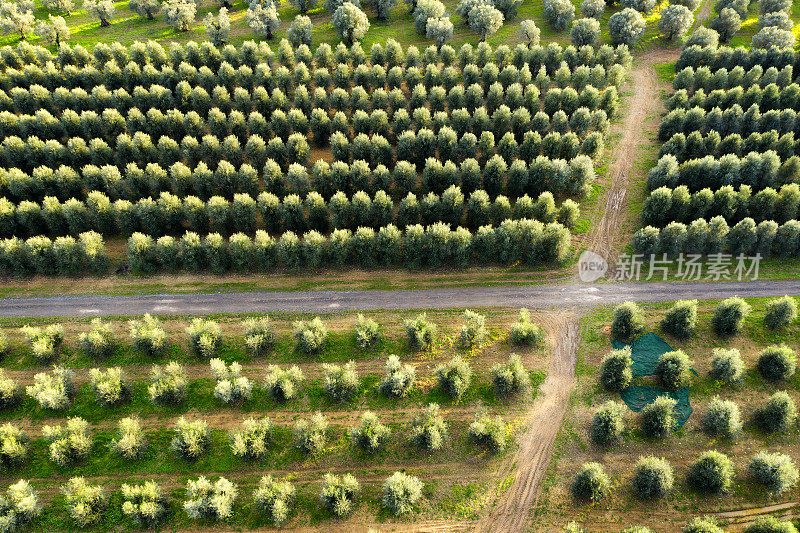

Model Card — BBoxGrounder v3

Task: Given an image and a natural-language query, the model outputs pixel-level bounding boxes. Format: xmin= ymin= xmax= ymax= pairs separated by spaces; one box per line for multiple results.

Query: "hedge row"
xmin=658 ymin=104 xmax=800 ymax=141
xmin=666 ymin=84 xmax=800 ymax=113
xmin=676 ymin=44 xmax=798 ymax=74
xmin=659 ymin=130 xmax=798 ymax=163
xmin=0 ymin=188 xmax=580 ymax=239
xmin=643 ymin=183 xmax=800 ymax=227
xmin=125 ymin=220 xmax=572 ymax=274
xmin=0 ymin=231 xmax=108 ymax=277
xmin=673 ymin=64 xmax=795 ymax=94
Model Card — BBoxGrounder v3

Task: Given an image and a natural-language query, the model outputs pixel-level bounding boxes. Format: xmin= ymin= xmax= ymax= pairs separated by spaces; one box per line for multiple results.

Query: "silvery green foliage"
xmin=404 ymin=313 xmax=437 ymax=351
xmin=0 ymin=424 xmax=28 ymax=469
xmin=760 ymin=10 xmax=793 ymax=30
xmin=34 ymin=14 xmax=69 ymax=45
xmin=764 ymin=297 xmax=798 ymax=330
xmin=294 ymin=411 xmax=328 ymax=455
xmin=21 ymin=324 xmax=64 ymax=363
xmin=253 ymin=475 xmax=295 ymax=525
xmin=375 ymin=0 xmax=396 ymax=19
xmin=710 ymin=7 xmax=740 ymax=42
xmin=349 ymin=411 xmax=391 ymax=453
xmin=0 ymin=370 xmax=21 ymax=410
xmin=128 ymin=0 xmax=160 ymax=19
xmin=590 ymin=401 xmax=625 ymax=446
xmin=608 ymin=8 xmax=646 ymax=45
xmin=456 ymin=0 xmax=486 ymax=21
xmin=287 ymin=14 xmax=313 ymax=45
xmin=460 ymin=309 xmax=488 ymax=348
xmin=42 ymin=0 xmax=73 ymax=12
xmin=148 ymin=362 xmax=188 ymax=405
xmin=492 ymin=0 xmax=521 ymax=18
xmin=759 ymin=0 xmax=790 ymax=14
xmin=622 ymin=0 xmax=654 ymax=11
xmin=247 ymin=0 xmax=280 ymax=39
xmin=230 ymin=417 xmax=273 ymax=460
xmin=510 ymin=308 xmax=545 ymax=346
xmin=380 ymin=355 xmax=416 ymax=397
xmin=469 ymin=3 xmax=504 ymax=40
xmin=382 ymin=472 xmax=423 ymax=516
xmin=749 ymin=451 xmax=799 ymax=495
xmin=243 ymin=317 xmax=275 ymax=357
xmin=655 ymin=350 xmax=693 ymax=390
xmin=413 ymin=0 xmax=445 ymax=33
xmin=543 ymin=0 xmax=574 ymax=30
xmin=323 ymin=361 xmax=359 ymax=402
xmin=580 ymin=0 xmax=605 ymax=18
xmin=712 ymin=297 xmax=750 ymax=337
xmin=210 ymin=359 xmax=252 ymax=404
xmin=62 ymin=477 xmax=105 ymax=527
xmin=631 ymin=456 xmax=674 ymax=500
xmin=84 ymin=0 xmax=116 ymax=25
xmin=468 ymin=409 xmax=507 ymax=452
xmin=658 ymin=4 xmax=693 ymax=41
xmin=426 ymin=16 xmax=453 ymax=49
xmin=319 ymin=473 xmax=359 ymax=517
xmin=110 ymin=417 xmax=148 ymax=460
xmin=519 ymin=19 xmax=540 ymax=44
xmin=324 ymin=0 xmax=360 ymax=13
xmin=0 ymin=331 xmax=7 ymax=359
xmin=129 ymin=314 xmax=167 ymax=357
xmin=43 ymin=417 xmax=92 ymax=466
xmin=434 ymin=356 xmax=472 ymax=399
xmin=172 ymin=417 xmax=210 ymax=460
xmin=611 ymin=301 xmax=643 ymax=340
xmin=571 ymin=17 xmax=600 ymax=46
xmin=184 ymin=476 xmax=238 ymax=521
xmin=333 ymin=1 xmax=369 ymax=45
xmin=682 ymin=518 xmax=723 ymax=533
xmin=293 ymin=317 xmax=328 ymax=354
xmin=660 ymin=299 xmax=697 ymax=339
xmin=26 ymin=366 xmax=74 ymax=410
xmin=204 ymin=7 xmax=230 ymax=47
xmin=409 ymin=403 xmax=448 ymax=450
xmin=185 ymin=318 xmax=222 ymax=358
xmin=687 ymin=450 xmax=734 ymax=494
xmin=491 ymin=353 xmax=530 ymax=397
xmin=599 ymin=347 xmax=633 ymax=391
xmin=263 ymin=365 xmax=303 ymax=402
xmin=0 ymin=0 xmax=34 ymax=38
xmin=570 ymin=462 xmax=611 ymax=502
xmin=709 ymin=348 xmax=744 ymax=384
xmin=121 ymin=481 xmax=168 ymax=527
xmin=640 ymin=395 xmax=676 ymax=439
xmin=78 ymin=318 xmax=115 ymax=359
xmin=354 ymin=314 xmax=381 ymax=349
xmin=702 ymin=397 xmax=742 ymax=440
xmin=752 ymin=25 xmax=795 ymax=49
xmin=753 ymin=391 xmax=797 ymax=433
xmin=89 ymin=367 xmax=128 ymax=406
xmin=291 ymin=0 xmax=315 ymax=14
xmin=757 ymin=344 xmax=796 ymax=382
xmin=163 ymin=0 xmax=196 ymax=31
xmin=0 ymin=480 xmax=40 ymax=532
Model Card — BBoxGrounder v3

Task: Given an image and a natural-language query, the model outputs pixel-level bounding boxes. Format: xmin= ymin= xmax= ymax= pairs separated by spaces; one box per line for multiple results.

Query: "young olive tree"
xmin=333 ymin=1 xmax=369 ymax=45
xmin=0 ymin=480 xmax=40 ymax=531
xmin=320 ymin=473 xmax=359 ymax=517
xmin=519 ymin=19 xmax=540 ymax=45
xmin=469 ymin=2 xmax=504 ymax=40
xmin=230 ymin=417 xmax=274 ymax=460
xmin=204 ymin=7 xmax=230 ymax=46
xmin=243 ymin=317 xmax=275 ymax=357
xmin=42 ymin=0 xmax=73 ymax=13
xmin=129 ymin=0 xmax=160 ymax=19
xmin=291 ymin=0 xmax=316 ymax=13
xmin=0 ymin=0 xmax=34 ymax=39
xmin=543 ymin=0 xmax=574 ymax=30
xmin=608 ymin=7 xmax=645 ymax=45
xmin=287 ymin=14 xmax=313 ymax=45
xmin=163 ymin=0 xmax=196 ymax=30
xmin=85 ymin=0 xmax=116 ymax=26
xmin=426 ymin=16 xmax=453 ymax=50
xmin=34 ymin=14 xmax=69 ymax=45
xmin=752 ymin=25 xmax=795 ymax=48
xmin=247 ymin=0 xmax=280 ymax=39
xmin=184 ymin=477 xmax=238 ymax=521
xmin=710 ymin=7 xmax=740 ymax=42
xmin=382 ymin=472 xmax=423 ymax=516
xmin=571 ymin=17 xmax=600 ymax=46
xmin=62 ymin=477 xmax=105 ymax=527
xmin=581 ymin=0 xmax=604 ymax=17
xmin=350 ymin=411 xmax=391 ymax=452
xmin=658 ymin=4 xmax=693 ymax=41
xmin=253 ymin=475 xmax=295 ymax=525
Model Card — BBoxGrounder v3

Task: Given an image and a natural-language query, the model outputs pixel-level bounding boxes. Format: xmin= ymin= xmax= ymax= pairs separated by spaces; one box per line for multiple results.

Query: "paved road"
xmin=2 ymin=280 xmax=800 ymax=317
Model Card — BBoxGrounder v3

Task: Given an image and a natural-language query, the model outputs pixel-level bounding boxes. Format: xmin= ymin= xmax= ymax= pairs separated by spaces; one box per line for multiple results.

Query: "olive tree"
xmin=333 ymin=1 xmax=369 ymax=45
xmin=608 ymin=7 xmax=645 ymax=45
xmin=710 ymin=7 xmax=740 ymax=42
xmin=468 ymin=3 xmax=504 ymax=40
xmin=34 ymin=14 xmax=69 ymax=45
xmin=42 ymin=0 xmax=74 ymax=13
xmin=247 ymin=0 xmax=280 ymax=39
xmin=203 ymin=7 xmax=230 ymax=46
xmin=581 ymin=0 xmax=605 ymax=17
xmin=85 ymin=0 xmax=116 ymax=26
xmin=129 ymin=0 xmax=160 ymax=19
xmin=287 ymin=14 xmax=313 ymax=45
xmin=543 ymin=0 xmax=574 ymax=30
xmin=0 ymin=0 xmax=34 ymax=38
xmin=519 ymin=19 xmax=540 ymax=45
xmin=659 ymin=4 xmax=693 ymax=41
xmin=163 ymin=0 xmax=195 ymax=30
xmin=426 ymin=16 xmax=453 ymax=49
xmin=291 ymin=0 xmax=316 ymax=13
xmin=571 ymin=17 xmax=600 ymax=46
xmin=752 ymin=25 xmax=795 ymax=48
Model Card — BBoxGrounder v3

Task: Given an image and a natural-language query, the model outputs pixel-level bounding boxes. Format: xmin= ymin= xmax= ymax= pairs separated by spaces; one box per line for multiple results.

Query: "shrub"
xmin=599 ymin=347 xmax=633 ymax=392
xmin=353 ymin=313 xmax=380 ymax=349
xmin=184 ymin=476 xmax=237 ymax=521
xmin=570 ymin=462 xmax=611 ymax=502
xmin=712 ymin=297 xmax=751 ymax=337
xmin=687 ymin=450 xmax=734 ymax=494
xmin=287 ymin=15 xmax=313 ymax=46
xmin=660 ymin=300 xmax=697 ymax=339
xmin=323 ymin=361 xmax=359 ymax=402
xmin=631 ymin=456 xmax=674 ymax=500
xmin=468 ymin=409 xmax=507 ymax=452
xmin=752 ymin=26 xmax=795 ymax=49
xmin=404 ymin=313 xmax=437 ymax=351
xmin=764 ymin=297 xmax=797 ymax=330
xmin=380 ymin=355 xmax=416 ymax=397
xmin=753 ymin=391 xmax=797 ymax=433
xmin=129 ymin=314 xmax=167 ymax=357
xmin=509 ymin=308 xmax=545 ymax=346
xmin=43 ymin=417 xmax=92 ymax=466
xmin=683 ymin=517 xmax=724 ymax=533
xmin=611 ymin=302 xmax=644 ymax=340
xmin=459 ymin=309 xmax=488 ymax=348
xmin=590 ymin=401 xmax=625 ymax=446
xmin=409 ymin=403 xmax=448 ymax=450
xmin=710 ymin=7 xmax=740 ymax=42
xmin=110 ymin=416 xmax=147 ymax=460
xmin=709 ymin=348 xmax=744 ymax=384
xmin=0 ymin=423 xmax=28 ymax=469
xmin=581 ymin=0 xmax=605 ymax=17
xmin=26 ymin=366 xmax=74 ymax=410
xmin=491 ymin=354 xmax=530 ymax=397
xmin=0 ymin=370 xmax=21 ymax=410
xmin=210 ymin=358 xmax=252 ymax=404
xmin=571 ymin=17 xmax=600 ymax=46
xmin=609 ymin=8 xmax=645 ymax=45
xmin=543 ymin=0 xmax=574 ymax=30
xmin=701 ymin=397 xmax=742 ymax=439
xmin=230 ymin=417 xmax=273 ymax=460
xmin=78 ymin=318 xmax=115 ymax=358
xmin=293 ymin=317 xmax=327 ymax=354
xmin=0 ymin=480 xmax=40 ymax=531
xmin=749 ymin=452 xmax=799 ymax=496
xmin=148 ymin=362 xmax=187 ymax=405
xmin=320 ymin=473 xmax=359 ymax=517
xmin=263 ymin=365 xmax=304 ymax=402
xmin=758 ymin=345 xmax=796 ymax=382
xmin=243 ymin=317 xmax=275 ymax=357
xmin=641 ymin=396 xmax=677 ymax=439
xmin=294 ymin=411 xmax=328 ymax=455
xmin=185 ymin=318 xmax=222 ymax=358
xmin=172 ymin=417 xmax=210 ymax=461
xmin=744 ymin=517 xmax=799 ymax=533
xmin=435 ymin=356 xmax=473 ymax=400
xmin=62 ymin=477 xmax=105 ymax=527
xmin=382 ymin=472 xmax=423 ymax=516
xmin=350 ymin=411 xmax=391 ymax=453
xmin=21 ymin=324 xmax=64 ymax=363
xmin=121 ymin=481 xmax=167 ymax=528
xmin=89 ymin=367 xmax=128 ymax=406
xmin=656 ymin=350 xmax=693 ymax=390
xmin=253 ymin=475 xmax=295 ymax=525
